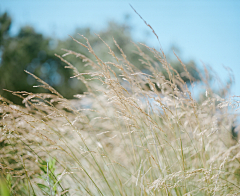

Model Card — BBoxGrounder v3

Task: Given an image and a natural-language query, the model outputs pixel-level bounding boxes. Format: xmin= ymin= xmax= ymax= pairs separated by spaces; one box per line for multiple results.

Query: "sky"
xmin=0 ymin=0 xmax=240 ymax=96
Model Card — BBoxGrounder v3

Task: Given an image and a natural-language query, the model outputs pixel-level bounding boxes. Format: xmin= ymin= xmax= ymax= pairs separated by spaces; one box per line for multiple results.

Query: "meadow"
xmin=1 ymin=32 xmax=240 ymax=195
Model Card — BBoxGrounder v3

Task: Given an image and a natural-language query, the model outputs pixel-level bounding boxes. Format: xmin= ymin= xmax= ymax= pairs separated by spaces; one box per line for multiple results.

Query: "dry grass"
xmin=1 ymin=33 xmax=240 ymax=196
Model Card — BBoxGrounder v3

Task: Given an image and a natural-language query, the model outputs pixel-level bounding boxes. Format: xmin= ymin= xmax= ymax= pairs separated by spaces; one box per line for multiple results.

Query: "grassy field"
xmin=1 ymin=33 xmax=240 ymax=196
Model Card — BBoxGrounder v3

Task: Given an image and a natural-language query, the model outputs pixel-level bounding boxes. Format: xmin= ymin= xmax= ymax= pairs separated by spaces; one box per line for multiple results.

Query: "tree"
xmin=0 ymin=21 xmax=77 ymax=104
xmin=0 ymin=12 xmax=11 ymax=47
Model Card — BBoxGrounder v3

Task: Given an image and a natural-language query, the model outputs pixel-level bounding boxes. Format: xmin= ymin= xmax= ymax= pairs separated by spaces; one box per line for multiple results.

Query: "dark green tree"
xmin=0 ymin=12 xmax=11 ymax=46
xmin=0 ymin=16 xmax=79 ymax=104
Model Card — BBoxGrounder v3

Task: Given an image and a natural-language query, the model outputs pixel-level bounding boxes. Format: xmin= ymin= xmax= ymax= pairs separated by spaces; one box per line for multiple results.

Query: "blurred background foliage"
xmin=0 ymin=12 xmax=200 ymax=105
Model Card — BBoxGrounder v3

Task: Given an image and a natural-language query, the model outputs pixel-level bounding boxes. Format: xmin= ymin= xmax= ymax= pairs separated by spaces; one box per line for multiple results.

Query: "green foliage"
xmin=0 ymin=24 xmax=75 ymax=105
xmin=0 ymin=174 xmax=10 ymax=196
xmin=37 ymin=158 xmax=68 ymax=196
xmin=0 ymin=12 xmax=11 ymax=46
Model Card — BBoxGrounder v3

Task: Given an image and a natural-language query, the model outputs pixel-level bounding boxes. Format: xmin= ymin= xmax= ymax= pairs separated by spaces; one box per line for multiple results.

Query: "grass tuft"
xmin=1 ymin=32 xmax=240 ymax=195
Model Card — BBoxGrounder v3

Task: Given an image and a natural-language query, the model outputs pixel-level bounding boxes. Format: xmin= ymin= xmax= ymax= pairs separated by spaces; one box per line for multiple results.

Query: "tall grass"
xmin=1 ymin=32 xmax=240 ymax=195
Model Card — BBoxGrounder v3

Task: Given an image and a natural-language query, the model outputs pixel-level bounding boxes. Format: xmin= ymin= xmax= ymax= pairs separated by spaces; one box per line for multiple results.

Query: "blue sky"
xmin=1 ymin=0 xmax=240 ymax=96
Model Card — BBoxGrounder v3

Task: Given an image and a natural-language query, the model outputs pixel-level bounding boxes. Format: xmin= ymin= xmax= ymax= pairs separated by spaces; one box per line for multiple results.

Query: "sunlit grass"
xmin=1 ymin=33 xmax=240 ymax=195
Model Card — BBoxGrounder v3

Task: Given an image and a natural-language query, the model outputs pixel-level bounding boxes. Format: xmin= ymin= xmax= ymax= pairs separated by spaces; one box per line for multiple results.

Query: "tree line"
xmin=0 ymin=12 xmax=200 ymax=105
